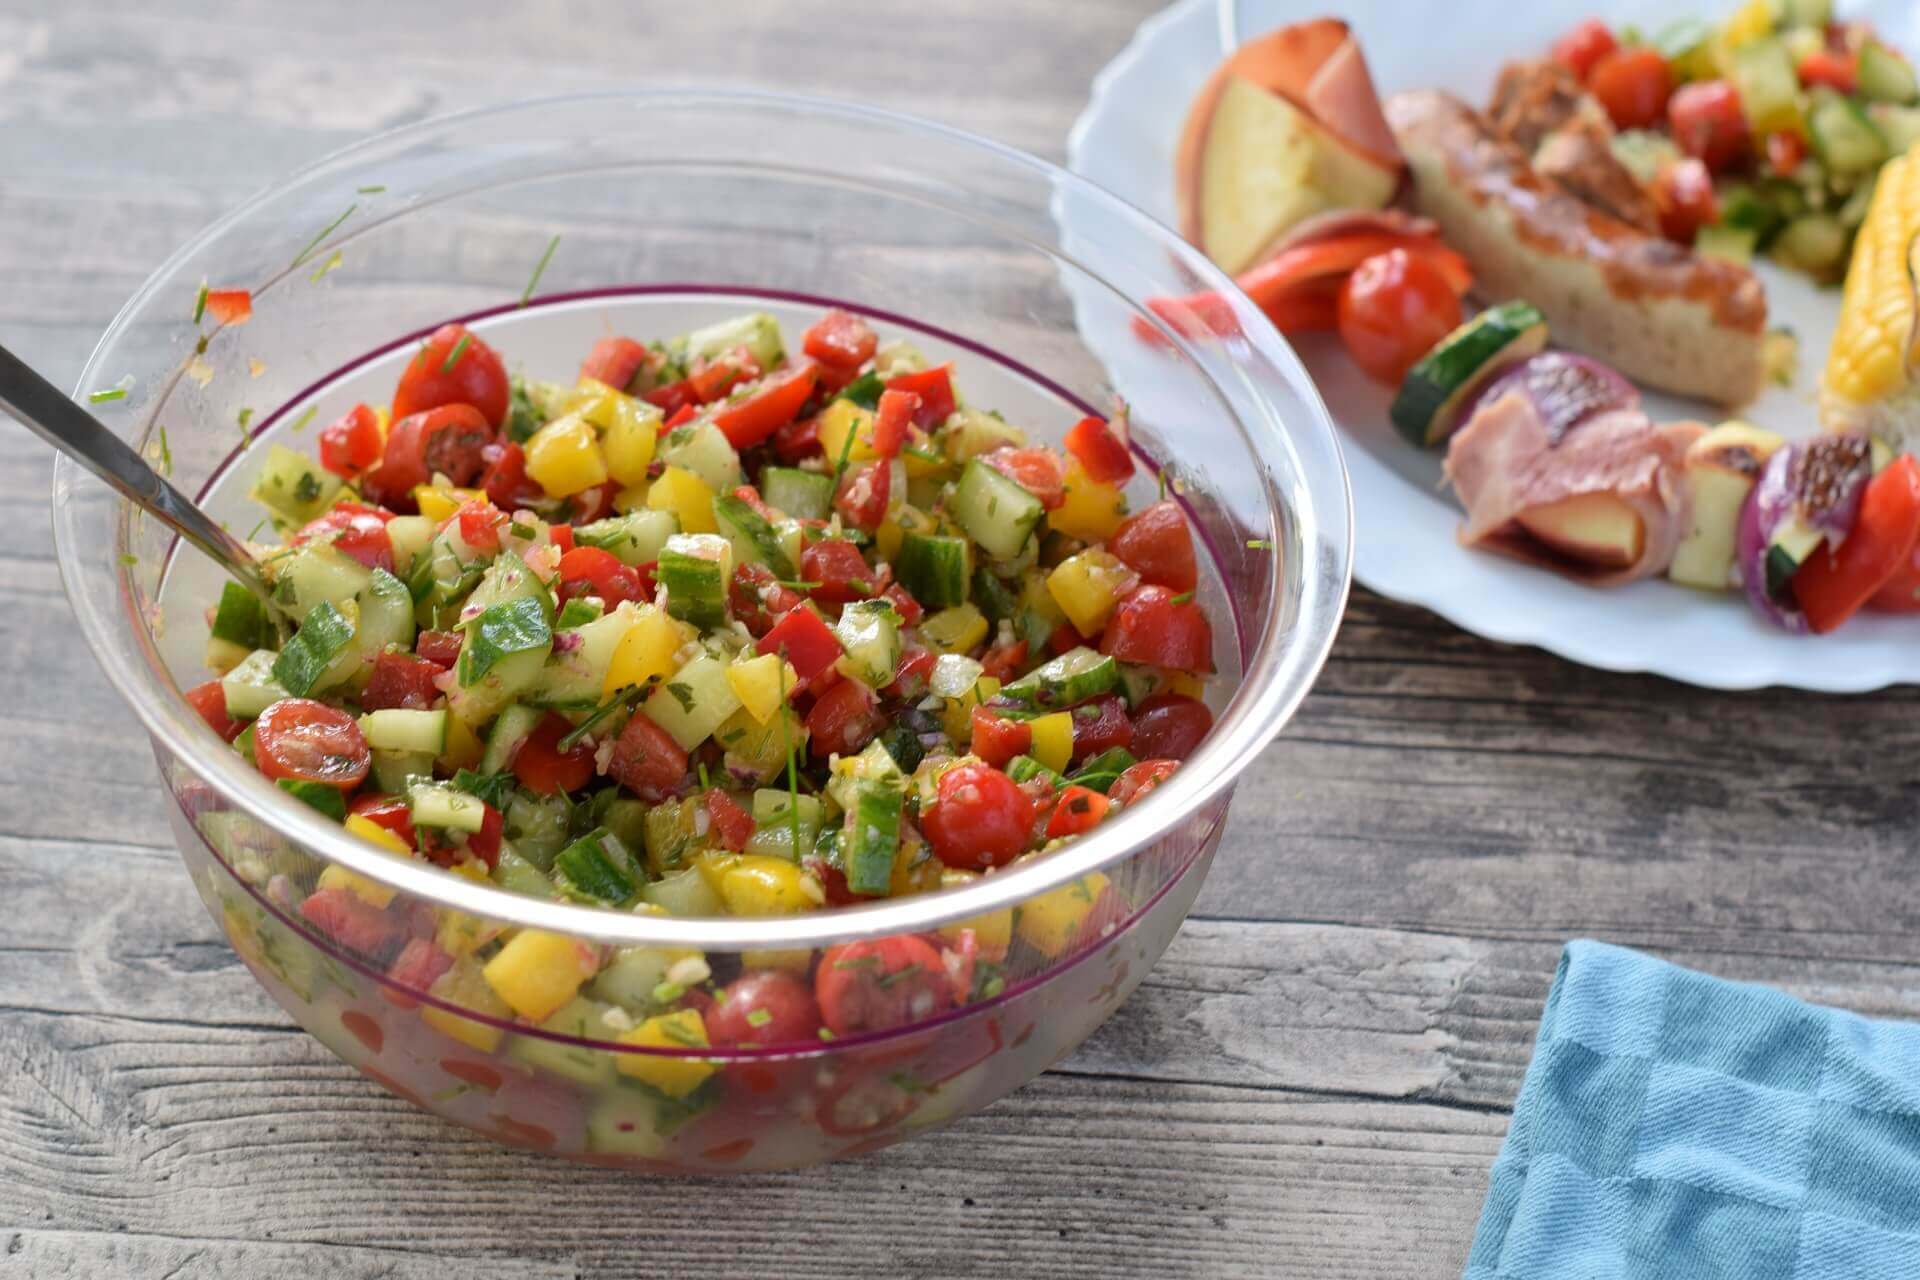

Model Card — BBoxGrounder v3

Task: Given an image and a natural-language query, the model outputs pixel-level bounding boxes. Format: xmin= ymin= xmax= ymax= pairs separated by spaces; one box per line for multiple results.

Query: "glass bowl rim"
xmin=52 ymin=87 xmax=1353 ymax=951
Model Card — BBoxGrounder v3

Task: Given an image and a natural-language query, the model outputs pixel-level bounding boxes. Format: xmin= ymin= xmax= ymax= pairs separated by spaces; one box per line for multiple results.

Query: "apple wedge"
xmin=1515 ymin=492 xmax=1646 ymax=570
xmin=1668 ymin=420 xmax=1786 ymax=591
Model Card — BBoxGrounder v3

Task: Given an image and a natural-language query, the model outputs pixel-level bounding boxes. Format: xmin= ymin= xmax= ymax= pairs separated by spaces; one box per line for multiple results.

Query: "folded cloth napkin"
xmin=1465 ymin=940 xmax=1920 ymax=1279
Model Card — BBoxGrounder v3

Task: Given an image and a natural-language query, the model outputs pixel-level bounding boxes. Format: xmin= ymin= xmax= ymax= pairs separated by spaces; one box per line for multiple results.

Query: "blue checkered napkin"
xmin=1465 ymin=941 xmax=1920 ymax=1279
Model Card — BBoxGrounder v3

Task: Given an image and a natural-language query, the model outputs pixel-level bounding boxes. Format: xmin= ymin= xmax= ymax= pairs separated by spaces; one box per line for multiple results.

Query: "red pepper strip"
xmin=1794 ymin=455 xmax=1920 ymax=632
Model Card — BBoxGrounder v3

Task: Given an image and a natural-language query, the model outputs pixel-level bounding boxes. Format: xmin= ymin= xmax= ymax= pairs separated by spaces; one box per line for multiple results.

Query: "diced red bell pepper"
xmin=803 ymin=309 xmax=878 ymax=370
xmin=703 ymin=790 xmax=756 ymax=852
xmin=204 ymin=288 xmax=252 ymax=326
xmin=758 ymin=605 xmax=844 ymax=684
xmin=870 ymin=389 xmax=919 ymax=459
xmin=579 ymin=336 xmax=651 ymax=392
xmin=773 ymin=413 xmax=823 ymax=463
xmin=970 ymin=707 xmax=1032 ymax=768
xmin=1064 ymin=414 xmax=1135 ymax=486
xmin=885 ymin=365 xmax=955 ymax=429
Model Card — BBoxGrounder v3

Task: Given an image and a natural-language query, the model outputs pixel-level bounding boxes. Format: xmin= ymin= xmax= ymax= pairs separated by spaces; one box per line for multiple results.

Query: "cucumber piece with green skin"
xmin=509 ymin=997 xmax=618 ymax=1088
xmin=1716 ymin=182 xmax=1784 ymax=241
xmin=745 ymin=790 xmax=823 ymax=860
xmin=876 ymin=722 xmax=924 ymax=774
xmin=1858 ymin=40 xmax=1918 ymax=104
xmin=1772 ymin=214 xmax=1849 ymax=277
xmin=841 ymin=780 xmax=903 ymax=897
xmin=833 ymin=370 xmax=886 ymax=411
xmin=1730 ymin=37 xmax=1802 ymax=137
xmin=359 ymin=708 xmax=448 ymax=755
xmin=211 ymin=581 xmax=278 ymax=651
xmin=573 ymin=510 xmax=679 ymax=567
xmin=594 ymin=793 xmax=651 ymax=852
xmin=204 ymin=635 xmax=252 ymax=676
xmin=232 ymin=723 xmax=258 ymax=766
xmin=552 ymin=828 xmax=639 ymax=906
xmin=1808 ymin=90 xmax=1887 ymax=175
xmin=248 ymin=444 xmax=340 ymax=527
xmin=834 ymin=600 xmax=902 ymax=688
xmin=479 ymin=703 xmax=543 ymax=775
xmin=491 ymin=846 xmax=560 ymax=900
xmin=1780 ymin=0 xmax=1831 ymax=28
xmin=370 ymin=748 xmax=434 ymax=794
xmin=384 ymin=514 xmax=436 ymax=578
xmin=658 ymin=534 xmax=732 ymax=630
xmin=951 ymin=457 xmax=1045 ymax=559
xmin=273 ymin=543 xmax=372 ymax=618
xmin=531 ymin=605 xmax=642 ymax=710
xmin=276 ymin=777 xmax=346 ymax=820
xmin=641 ymin=864 xmax=726 ymax=916
xmin=642 ymin=654 xmax=743 ymax=752
xmin=1069 ymin=746 xmax=1137 ymax=794
xmin=352 ymin=568 xmax=415 ymax=678
xmin=1005 ymin=754 xmax=1068 ymax=789
xmin=272 ymin=602 xmax=357 ymax=697
xmin=556 ymin=597 xmax=603 ymax=628
xmin=896 ymin=532 xmax=971 ymax=609
xmin=1389 ymin=301 xmax=1549 ymax=447
xmin=713 ymin=493 xmax=797 ymax=579
xmin=970 ymin=565 xmax=1019 ymax=624
xmin=1001 ymin=646 xmax=1120 ymax=709
xmin=1870 ymin=104 xmax=1920 ymax=155
xmin=761 ymin=467 xmax=835 ymax=522
xmin=679 ymin=311 xmax=785 ymax=372
xmin=660 ymin=420 xmax=743 ymax=494
xmin=408 ymin=782 xmax=488 ymax=833
xmin=1116 ymin=662 xmax=1172 ymax=709
xmin=458 ymin=551 xmax=553 ymax=631
xmin=458 ymin=597 xmax=553 ymax=687
xmin=504 ymin=788 xmax=572 ymax=871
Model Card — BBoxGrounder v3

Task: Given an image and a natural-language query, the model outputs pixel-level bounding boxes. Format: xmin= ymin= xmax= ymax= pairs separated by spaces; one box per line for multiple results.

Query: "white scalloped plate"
xmin=1068 ymin=0 xmax=1920 ymax=690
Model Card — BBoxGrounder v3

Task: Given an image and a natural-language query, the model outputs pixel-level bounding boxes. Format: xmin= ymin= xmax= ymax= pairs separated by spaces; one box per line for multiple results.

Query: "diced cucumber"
xmin=458 ymin=551 xmax=554 ymax=631
xmin=746 ymin=790 xmax=823 ymax=861
xmin=1772 ymin=213 xmax=1850 ymax=277
xmin=1389 ymin=301 xmax=1548 ymax=447
xmin=680 ymin=311 xmax=785 ymax=371
xmin=1609 ymin=130 xmax=1681 ymax=186
xmin=841 ymin=780 xmax=903 ymax=896
xmin=642 ymin=654 xmax=742 ymax=751
xmin=940 ymin=408 xmax=1024 ymax=463
xmin=458 ymin=597 xmax=553 ymax=688
xmin=552 ymin=828 xmax=639 ymax=906
xmin=232 ymin=723 xmax=257 ymax=766
xmin=642 ymin=864 xmax=726 ymax=916
xmin=1809 ymin=90 xmax=1888 ymax=175
xmin=505 ymin=788 xmax=572 ymax=870
xmin=952 ymin=457 xmax=1045 ymax=559
xmin=714 ymin=705 xmax=804 ymax=784
xmin=591 ymin=946 xmax=687 ymax=1011
xmin=508 ymin=996 xmax=617 ymax=1088
xmin=1005 ymin=754 xmax=1068 ymax=789
xmin=1001 ymin=646 xmax=1120 ymax=708
xmin=492 ymin=846 xmax=560 ymax=900
xmin=1837 ymin=174 xmax=1879 ymax=231
xmin=970 ymin=566 xmax=1020 ymax=624
xmin=273 ymin=543 xmax=372 ymax=618
xmin=876 ymin=722 xmax=925 ymax=775
xmin=1070 ymin=746 xmax=1137 ymax=794
xmin=248 ymin=444 xmax=340 ymax=526
xmin=352 ymin=568 xmax=415 ymax=677
xmin=408 ymin=781 xmax=487 ymax=833
xmin=1780 ymin=0 xmax=1831 ymax=28
xmin=597 ymin=794 xmax=651 ymax=852
xmin=1116 ymin=662 xmax=1171 ymax=708
xmin=713 ymin=493 xmax=796 ymax=579
xmin=1730 ymin=37 xmax=1803 ymax=137
xmin=833 ymin=370 xmax=885 ymax=410
xmin=277 ymin=777 xmax=347 ymax=820
xmin=761 ymin=467 xmax=834 ymax=522
xmin=834 ymin=600 xmax=902 ymax=688
xmin=384 ymin=514 xmax=436 ymax=578
xmin=204 ymin=635 xmax=251 ymax=675
xmin=370 ymin=748 xmax=434 ymax=794
xmin=556 ymin=598 xmax=604 ymax=628
xmin=660 ymin=420 xmax=743 ymax=494
xmin=272 ymin=601 xmax=357 ymax=697
xmin=1859 ymin=40 xmax=1918 ymax=104
xmin=532 ymin=605 xmax=641 ymax=710
xmin=896 ymin=532 xmax=972 ymax=609
xmin=406 ymin=529 xmax=487 ymax=612
xmin=359 ymin=708 xmax=448 ymax=754
xmin=573 ymin=510 xmax=679 ymax=567
xmin=210 ymin=581 xmax=278 ymax=651
xmin=478 ymin=703 xmax=542 ymax=775
xmin=658 ymin=534 xmax=732 ymax=630
xmin=929 ymin=652 xmax=985 ymax=700
xmin=446 ymin=645 xmax=549 ymax=728
xmin=1695 ymin=224 xmax=1758 ymax=264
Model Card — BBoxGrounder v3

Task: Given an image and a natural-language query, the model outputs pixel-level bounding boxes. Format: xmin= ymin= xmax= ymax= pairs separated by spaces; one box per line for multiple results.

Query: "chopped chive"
xmin=440 ymin=332 xmax=472 ymax=373
xmin=308 ymin=249 xmax=343 ymax=283
xmin=1156 ymin=469 xmax=1167 ymax=502
xmin=290 ymin=405 xmax=318 ymax=434
xmin=744 ymin=1008 xmax=772 ymax=1028
xmin=119 ymin=553 xmax=138 ymax=567
xmin=192 ymin=284 xmax=209 ymax=324
xmin=157 ymin=426 xmax=172 ymax=476
xmin=1245 ymin=538 xmax=1273 ymax=550
xmin=1168 ymin=590 xmax=1194 ymax=606
xmin=290 ymin=202 xmax=357 ymax=268
xmin=237 ymin=407 xmax=254 ymax=430
xmin=556 ymin=687 xmax=642 ymax=752
xmin=696 ymin=761 xmax=711 ymax=792
xmin=356 ymin=184 xmax=386 ymax=194
xmin=245 ymin=516 xmax=270 ymax=541
xmin=520 ymin=234 xmax=560 ymax=305
xmin=88 ymin=387 xmax=127 ymax=404
xmin=774 ymin=579 xmax=823 ymax=591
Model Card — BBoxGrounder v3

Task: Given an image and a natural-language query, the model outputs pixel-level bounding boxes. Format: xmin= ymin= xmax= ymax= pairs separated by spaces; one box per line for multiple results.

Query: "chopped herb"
xmin=665 ymin=681 xmax=696 ymax=713
xmin=830 ymin=402 xmax=859 ymax=493
xmin=556 ymin=687 xmax=643 ymax=752
xmin=1245 ymin=538 xmax=1273 ymax=550
xmin=508 ymin=521 xmax=536 ymax=540
xmin=901 ymin=444 xmax=944 ymax=465
xmin=291 ymin=405 xmax=318 ymax=433
xmin=157 ymin=426 xmax=172 ymax=476
xmin=774 ymin=579 xmax=823 ymax=591
xmin=309 ymin=249 xmax=343 ymax=283
xmin=875 ymin=962 xmax=922 ymax=988
xmin=356 ymin=184 xmax=386 ymax=194
xmin=696 ymin=761 xmax=711 ymax=791
xmin=88 ymin=387 xmax=126 ymax=404
xmin=292 ymin=472 xmax=322 ymax=504
xmin=651 ymin=979 xmax=686 ymax=1005
xmin=118 ymin=553 xmax=138 ymax=567
xmin=245 ymin=516 xmax=270 ymax=541
xmin=1168 ymin=590 xmax=1194 ymax=606
xmin=745 ymin=1008 xmax=772 ymax=1028
xmin=659 ymin=1021 xmax=703 ymax=1048
xmin=291 ymin=202 xmax=357 ymax=268
xmin=451 ymin=768 xmax=515 ymax=809
xmin=817 ymin=1028 xmax=837 ymax=1042
xmin=520 ymin=234 xmax=560 ymax=305
xmin=237 ymin=407 xmax=254 ymax=431
xmin=979 ymin=973 xmax=1006 ymax=999
xmin=441 ymin=332 xmax=472 ymax=373
xmin=192 ymin=284 xmax=209 ymax=324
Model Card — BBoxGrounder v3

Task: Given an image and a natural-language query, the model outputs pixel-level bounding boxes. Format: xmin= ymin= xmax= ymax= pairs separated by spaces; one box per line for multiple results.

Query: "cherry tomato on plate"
xmin=1652 ymin=157 xmax=1719 ymax=245
xmin=184 ymin=680 xmax=245 ymax=741
xmin=707 ymin=970 xmax=824 ymax=1047
xmin=1130 ymin=693 xmax=1214 ymax=761
xmin=1337 ymin=249 xmax=1464 ymax=386
xmin=392 ymin=323 xmax=510 ymax=428
xmin=816 ymin=935 xmax=953 ymax=1037
xmin=317 ymin=404 xmax=384 ymax=478
xmin=253 ymin=698 xmax=371 ymax=790
xmin=1668 ymin=80 xmax=1747 ymax=172
xmin=1550 ymin=18 xmax=1617 ymax=82
xmin=1109 ymin=499 xmax=1198 ymax=592
xmin=1589 ymin=46 xmax=1672 ymax=130
xmin=607 ymin=712 xmax=689 ymax=802
xmin=923 ymin=762 xmax=1035 ymax=870
xmin=479 ymin=440 xmax=540 ymax=513
xmin=511 ymin=713 xmax=596 ymax=796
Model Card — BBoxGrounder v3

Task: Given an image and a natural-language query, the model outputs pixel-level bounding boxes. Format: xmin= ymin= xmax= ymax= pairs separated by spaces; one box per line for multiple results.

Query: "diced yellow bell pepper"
xmin=816 ymin=399 xmax=879 ymax=466
xmin=341 ymin=812 xmax=411 ymax=862
xmin=482 ymin=928 xmax=599 ymax=1022
xmin=615 ymin=1009 xmax=716 ymax=1098
xmin=1170 ymin=671 xmax=1207 ymax=700
xmin=566 ymin=379 xmax=663 ymax=487
xmin=889 ymin=841 xmax=946 ymax=897
xmin=1047 ymin=548 xmax=1135 ymax=636
xmin=318 ymin=862 xmax=398 ymax=910
xmin=1050 ymin=460 xmax=1128 ymax=542
xmin=938 ymin=674 xmax=1000 ymax=743
xmin=646 ymin=465 xmax=718 ymax=534
xmin=726 ymin=652 xmax=798 ymax=724
xmin=524 ymin=412 xmax=608 ymax=498
xmin=875 ymin=503 xmax=940 ymax=563
xmin=611 ymin=482 xmax=651 ymax=514
xmin=439 ymin=709 xmax=485 ymax=772
xmin=1028 ymin=712 xmax=1074 ymax=773
xmin=602 ymin=604 xmax=689 ymax=698
xmin=692 ymin=850 xmax=739 ymax=897
xmin=1015 ymin=872 xmax=1112 ymax=959
xmin=412 ymin=485 xmax=483 ymax=524
xmin=421 ymin=959 xmax=513 ymax=1053
xmin=1721 ymin=0 xmax=1771 ymax=49
xmin=937 ymin=869 xmax=1014 ymax=960
xmin=921 ymin=602 xmax=989 ymax=654
xmin=435 ymin=907 xmax=504 ymax=959
xmin=718 ymin=855 xmax=820 ymax=915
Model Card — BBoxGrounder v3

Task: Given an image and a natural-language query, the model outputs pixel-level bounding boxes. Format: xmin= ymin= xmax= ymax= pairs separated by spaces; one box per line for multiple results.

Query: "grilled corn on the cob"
xmin=1822 ymin=148 xmax=1920 ymax=449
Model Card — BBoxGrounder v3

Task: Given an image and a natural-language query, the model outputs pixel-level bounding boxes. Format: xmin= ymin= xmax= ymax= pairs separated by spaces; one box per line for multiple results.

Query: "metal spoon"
xmin=0 ymin=340 xmax=283 ymax=616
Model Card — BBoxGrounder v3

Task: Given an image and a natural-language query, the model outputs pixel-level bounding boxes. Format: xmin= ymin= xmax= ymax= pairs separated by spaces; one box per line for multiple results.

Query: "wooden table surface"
xmin=5 ymin=2 xmax=1918 ymax=1276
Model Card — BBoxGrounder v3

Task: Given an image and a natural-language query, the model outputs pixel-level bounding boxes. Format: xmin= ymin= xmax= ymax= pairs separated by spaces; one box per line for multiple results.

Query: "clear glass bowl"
xmin=52 ymin=91 xmax=1351 ymax=1170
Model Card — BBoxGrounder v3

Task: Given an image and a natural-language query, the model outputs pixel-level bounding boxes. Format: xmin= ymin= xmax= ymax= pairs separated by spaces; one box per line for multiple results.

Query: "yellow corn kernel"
xmin=524 ymin=412 xmax=608 ymax=498
xmin=816 ymin=399 xmax=879 ymax=465
xmin=726 ymin=652 xmax=798 ymax=724
xmin=1047 ymin=548 xmax=1135 ymax=636
xmin=341 ymin=812 xmax=411 ymax=861
xmin=921 ymin=602 xmax=989 ymax=654
xmin=602 ymin=604 xmax=688 ymax=698
xmin=482 ymin=929 xmax=599 ymax=1022
xmin=938 ymin=674 xmax=1001 ymax=743
xmin=615 ymin=1009 xmax=715 ymax=1098
xmin=438 ymin=709 xmax=485 ymax=772
xmin=421 ymin=959 xmax=513 ymax=1053
xmin=317 ymin=862 xmax=398 ymax=910
xmin=1050 ymin=461 xmax=1128 ymax=542
xmin=411 ymin=485 xmax=482 ymax=524
xmin=1821 ymin=149 xmax=1920 ymax=442
xmin=937 ymin=868 xmax=1015 ymax=960
xmin=718 ymin=856 xmax=820 ymax=916
xmin=1028 ymin=712 xmax=1074 ymax=774
xmin=742 ymin=947 xmax=813 ymax=974
xmin=646 ymin=465 xmax=718 ymax=534
xmin=1015 ymin=872 xmax=1112 ymax=958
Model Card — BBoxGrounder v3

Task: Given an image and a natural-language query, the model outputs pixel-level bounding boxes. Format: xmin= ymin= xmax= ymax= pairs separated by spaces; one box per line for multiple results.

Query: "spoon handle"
xmin=0 ymin=342 xmax=278 ymax=608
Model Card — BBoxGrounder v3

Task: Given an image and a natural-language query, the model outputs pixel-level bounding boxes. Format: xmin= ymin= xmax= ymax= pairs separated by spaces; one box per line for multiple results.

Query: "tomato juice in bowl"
xmin=52 ymin=92 xmax=1350 ymax=1169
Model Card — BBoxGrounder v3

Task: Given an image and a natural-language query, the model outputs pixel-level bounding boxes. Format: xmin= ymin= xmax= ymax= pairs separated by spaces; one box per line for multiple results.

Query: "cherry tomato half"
xmin=1109 ymin=499 xmax=1198 ymax=592
xmin=1108 ymin=759 xmax=1179 ymax=806
xmin=969 ymin=708 xmax=1033 ymax=768
xmin=1130 ymin=694 xmax=1213 ymax=761
xmin=802 ymin=309 xmax=878 ymax=370
xmin=806 ymin=678 xmax=884 ymax=760
xmin=1337 ymin=249 xmax=1464 ymax=386
xmin=556 ymin=545 xmax=647 ymax=608
xmin=184 ymin=680 xmax=245 ymax=742
xmin=710 ymin=363 xmax=820 ymax=449
xmin=1668 ymin=80 xmax=1747 ymax=172
xmin=1101 ymin=585 xmax=1214 ymax=674
xmin=392 ymin=323 xmax=510 ymax=428
xmin=815 ymin=935 xmax=953 ymax=1037
xmin=293 ymin=502 xmax=395 ymax=573
xmin=253 ymin=697 xmax=371 ymax=790
xmin=317 ymin=404 xmax=384 ymax=478
xmin=511 ymin=713 xmax=596 ymax=796
xmin=608 ymin=711 xmax=688 ymax=802
xmin=707 ymin=970 xmax=824 ymax=1047
xmin=376 ymin=403 xmax=494 ymax=496
xmin=923 ymin=762 xmax=1035 ymax=870
xmin=1064 ymin=414 xmax=1135 ymax=486
xmin=1588 ymin=46 xmax=1673 ymax=130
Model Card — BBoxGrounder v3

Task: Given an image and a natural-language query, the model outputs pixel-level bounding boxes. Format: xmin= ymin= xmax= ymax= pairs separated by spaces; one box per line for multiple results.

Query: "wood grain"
xmin=2 ymin=1 xmax=1914 ymax=1276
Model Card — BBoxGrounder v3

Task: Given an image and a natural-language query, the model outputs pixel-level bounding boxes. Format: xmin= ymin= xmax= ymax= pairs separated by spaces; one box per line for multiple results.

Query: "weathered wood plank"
xmin=0 ymin=1230 xmax=573 ymax=1280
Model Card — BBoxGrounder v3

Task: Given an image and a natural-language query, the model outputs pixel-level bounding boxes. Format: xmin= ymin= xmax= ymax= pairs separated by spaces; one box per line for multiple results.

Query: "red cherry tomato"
xmin=1130 ymin=693 xmax=1214 ymax=761
xmin=833 ymin=460 xmax=891 ymax=533
xmin=969 ymin=707 xmax=1033 ymax=768
xmin=772 ymin=413 xmax=823 ymax=463
xmin=1101 ymin=585 xmax=1214 ymax=674
xmin=1069 ymin=694 xmax=1134 ymax=761
xmin=702 ymin=790 xmax=757 ymax=853
xmin=1063 ymin=414 xmax=1136 ymax=486
xmin=800 ymin=539 xmax=880 ymax=604
xmin=710 ymin=364 xmax=820 ymax=449
xmin=884 ymin=365 xmax=956 ymax=429
xmin=1337 ymin=249 xmax=1464 ymax=386
xmin=450 ymin=499 xmax=505 ymax=555
xmin=361 ymin=651 xmax=445 ymax=712
xmin=511 ymin=713 xmax=596 ymax=796
xmin=815 ymin=935 xmax=953 ymax=1036
xmin=376 ymin=403 xmax=494 ymax=495
xmin=1652 ymin=157 xmax=1719 ymax=244
xmin=869 ymin=389 xmax=918 ymax=460
xmin=979 ymin=640 xmax=1028 ymax=684
xmin=184 ymin=680 xmax=245 ymax=741
xmin=1765 ymin=130 xmax=1808 ymax=177
xmin=887 ymin=643 xmax=936 ymax=697
xmin=415 ymin=629 xmax=463 ymax=668
xmin=556 ymin=545 xmax=647 ymax=608
xmin=730 ymin=561 xmax=806 ymax=637
xmin=579 ymin=336 xmax=651 ymax=392
xmin=1589 ymin=46 xmax=1673 ymax=130
xmin=688 ymin=349 xmax=759 ymax=404
xmin=644 ymin=378 xmax=699 ymax=418
xmin=706 ymin=970 xmax=824 ymax=1047
xmin=317 ymin=404 xmax=384 ymax=478
xmin=1798 ymin=48 xmax=1858 ymax=93
xmin=349 ymin=792 xmax=417 ymax=849
xmin=479 ymin=440 xmax=538 ymax=513
xmin=1108 ymin=758 xmax=1179 ymax=806
xmin=923 ymin=762 xmax=1035 ymax=870
xmin=802 ymin=309 xmax=879 ymax=370
xmin=607 ymin=712 xmax=689 ymax=802
xmin=806 ymin=677 xmax=884 ymax=759
xmin=1045 ymin=784 xmax=1113 ymax=839
xmin=1550 ymin=18 xmax=1617 ymax=82
xmin=1668 ymin=80 xmax=1747 ymax=172
xmin=757 ymin=605 xmax=844 ymax=684
xmin=983 ymin=447 xmax=1066 ymax=510
xmin=392 ymin=323 xmax=509 ymax=428
xmin=293 ymin=502 xmax=395 ymax=573
xmin=1109 ymin=499 xmax=1198 ymax=592
xmin=253 ymin=698 xmax=371 ymax=790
